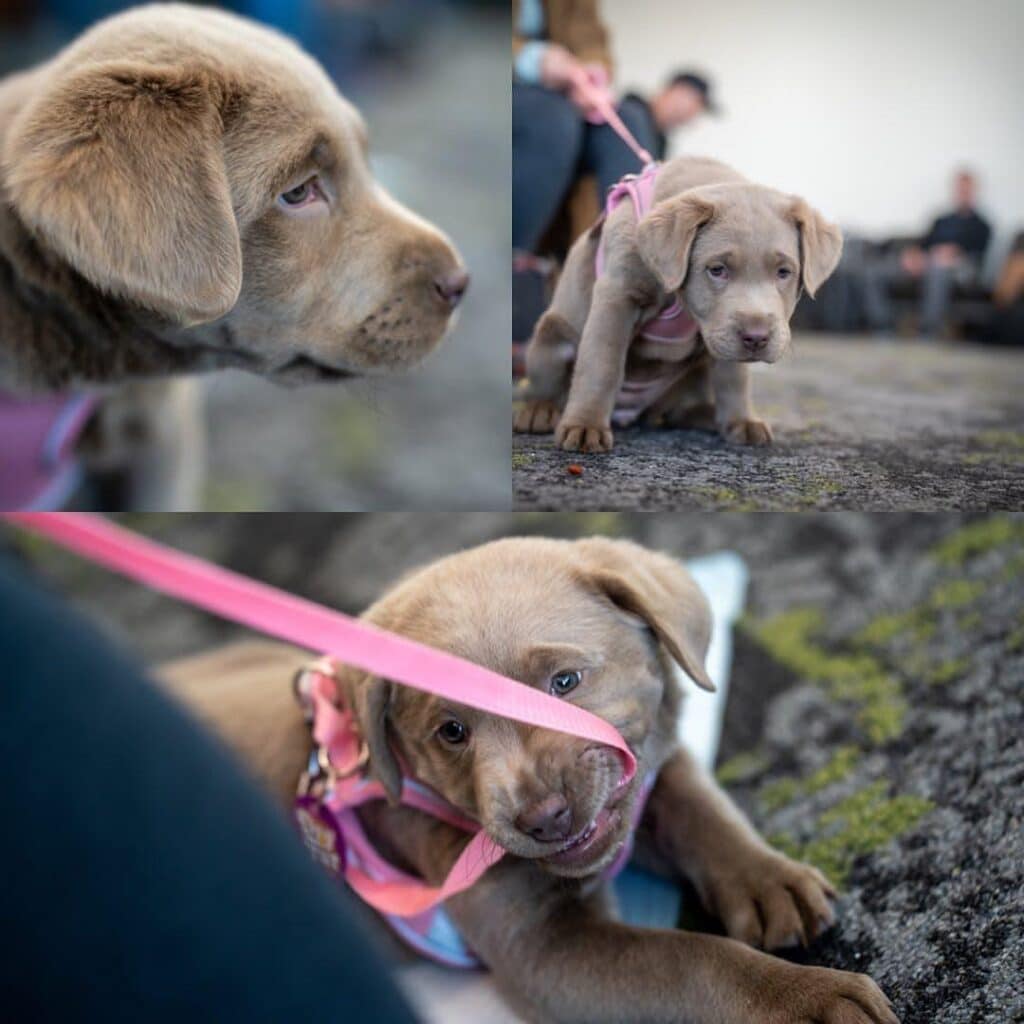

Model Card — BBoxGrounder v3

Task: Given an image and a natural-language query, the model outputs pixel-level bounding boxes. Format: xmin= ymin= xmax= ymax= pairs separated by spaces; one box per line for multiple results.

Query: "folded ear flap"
xmin=635 ymin=192 xmax=716 ymax=293
xmin=790 ymin=197 xmax=843 ymax=298
xmin=347 ymin=674 xmax=403 ymax=803
xmin=4 ymin=61 xmax=241 ymax=325
xmin=575 ymin=538 xmax=715 ymax=692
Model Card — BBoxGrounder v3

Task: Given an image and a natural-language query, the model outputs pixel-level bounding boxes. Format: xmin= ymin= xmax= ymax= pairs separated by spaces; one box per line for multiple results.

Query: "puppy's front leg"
xmin=447 ymin=858 xmax=896 ymax=1024
xmin=555 ymin=278 xmax=640 ymax=453
xmin=709 ymin=360 xmax=773 ymax=445
xmin=648 ymin=747 xmax=836 ymax=950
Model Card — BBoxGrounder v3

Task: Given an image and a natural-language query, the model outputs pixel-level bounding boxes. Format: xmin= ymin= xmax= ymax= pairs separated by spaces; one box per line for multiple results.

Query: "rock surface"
xmin=6 ymin=512 xmax=1023 ymax=1024
xmin=513 ymin=335 xmax=1024 ymax=511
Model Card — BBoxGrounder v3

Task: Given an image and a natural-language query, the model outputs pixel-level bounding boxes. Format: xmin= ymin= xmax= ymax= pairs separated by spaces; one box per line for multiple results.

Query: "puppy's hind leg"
xmin=514 ymin=311 xmax=578 ymax=434
xmin=642 ymin=362 xmax=716 ymax=432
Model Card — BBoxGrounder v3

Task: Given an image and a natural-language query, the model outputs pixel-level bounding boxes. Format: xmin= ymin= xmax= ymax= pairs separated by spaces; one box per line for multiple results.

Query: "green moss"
xmin=744 ymin=609 xmax=905 ymax=743
xmin=715 ymin=749 xmax=772 ymax=786
xmin=771 ymin=781 xmax=934 ymax=887
xmin=758 ymin=745 xmax=861 ymax=812
xmin=1007 ymin=626 xmax=1024 ymax=654
xmin=202 ymin=478 xmax=269 ymax=512
xmin=929 ymin=516 xmax=1024 ymax=567
xmin=511 ymin=452 xmax=534 ymax=470
xmin=924 ymin=657 xmax=970 ymax=685
xmin=974 ymin=430 xmax=1024 ymax=450
xmin=321 ymin=398 xmax=387 ymax=476
xmin=691 ymin=486 xmax=760 ymax=511
xmin=928 ymin=578 xmax=985 ymax=609
xmin=956 ymin=610 xmax=982 ymax=631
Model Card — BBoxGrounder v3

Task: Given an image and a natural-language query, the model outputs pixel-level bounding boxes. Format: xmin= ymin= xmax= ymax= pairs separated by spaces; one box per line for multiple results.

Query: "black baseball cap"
xmin=668 ymin=71 xmax=720 ymax=115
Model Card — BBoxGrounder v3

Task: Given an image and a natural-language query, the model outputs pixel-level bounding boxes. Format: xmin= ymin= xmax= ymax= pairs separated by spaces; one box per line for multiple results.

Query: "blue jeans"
xmin=513 ymin=83 xmax=659 ymax=252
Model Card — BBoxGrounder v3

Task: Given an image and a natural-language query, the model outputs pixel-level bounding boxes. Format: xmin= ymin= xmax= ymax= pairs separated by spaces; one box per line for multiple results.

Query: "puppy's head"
xmin=343 ymin=538 xmax=713 ymax=880
xmin=2 ymin=5 xmax=466 ymax=382
xmin=636 ymin=182 xmax=842 ymax=364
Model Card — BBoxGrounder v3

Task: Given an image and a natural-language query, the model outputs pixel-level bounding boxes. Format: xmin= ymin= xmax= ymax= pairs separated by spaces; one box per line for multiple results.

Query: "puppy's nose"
xmin=740 ymin=327 xmax=771 ymax=353
xmin=515 ymin=794 xmax=572 ymax=842
xmin=434 ymin=268 xmax=470 ymax=309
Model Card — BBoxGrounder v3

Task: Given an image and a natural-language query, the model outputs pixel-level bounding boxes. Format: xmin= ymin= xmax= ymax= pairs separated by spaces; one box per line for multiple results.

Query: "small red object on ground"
xmin=567 ymin=464 xmax=583 ymax=476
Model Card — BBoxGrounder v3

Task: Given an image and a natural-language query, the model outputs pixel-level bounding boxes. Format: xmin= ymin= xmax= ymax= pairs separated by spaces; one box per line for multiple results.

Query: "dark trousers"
xmin=512 ymin=83 xmax=659 ymax=252
xmin=0 ymin=555 xmax=416 ymax=1024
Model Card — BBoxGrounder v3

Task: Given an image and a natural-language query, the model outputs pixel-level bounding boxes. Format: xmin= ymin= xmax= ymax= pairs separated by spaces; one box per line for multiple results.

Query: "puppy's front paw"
xmin=556 ymin=420 xmax=614 ymax=453
xmin=514 ymin=400 xmax=561 ymax=434
xmin=758 ymin=963 xmax=899 ymax=1024
xmin=703 ymin=847 xmax=836 ymax=950
xmin=722 ymin=417 xmax=773 ymax=446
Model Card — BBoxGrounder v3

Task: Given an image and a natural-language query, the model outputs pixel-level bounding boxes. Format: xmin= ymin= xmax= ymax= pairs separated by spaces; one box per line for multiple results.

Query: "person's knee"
xmin=514 ymin=84 xmax=583 ymax=154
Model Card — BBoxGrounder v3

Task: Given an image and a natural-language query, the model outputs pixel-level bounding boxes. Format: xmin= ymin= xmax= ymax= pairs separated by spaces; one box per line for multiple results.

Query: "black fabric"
xmin=0 ymin=556 xmax=417 ymax=1024
xmin=923 ymin=210 xmax=992 ymax=257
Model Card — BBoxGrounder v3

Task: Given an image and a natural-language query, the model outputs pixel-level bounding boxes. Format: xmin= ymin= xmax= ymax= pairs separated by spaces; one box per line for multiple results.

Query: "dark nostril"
xmin=434 ymin=268 xmax=470 ymax=309
xmin=741 ymin=329 xmax=770 ymax=350
xmin=515 ymin=795 xmax=572 ymax=842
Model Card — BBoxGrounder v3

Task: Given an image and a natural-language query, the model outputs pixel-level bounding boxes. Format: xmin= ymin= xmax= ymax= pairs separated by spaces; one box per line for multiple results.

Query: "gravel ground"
xmin=5 ymin=511 xmax=1022 ymax=1024
xmin=513 ymin=335 xmax=1024 ymax=511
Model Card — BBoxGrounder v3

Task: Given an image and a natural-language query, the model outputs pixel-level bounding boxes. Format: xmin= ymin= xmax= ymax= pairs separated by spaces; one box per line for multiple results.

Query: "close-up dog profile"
xmin=514 ymin=157 xmax=843 ymax=453
xmin=0 ymin=4 xmax=469 ymax=509
xmin=161 ymin=536 xmax=896 ymax=1024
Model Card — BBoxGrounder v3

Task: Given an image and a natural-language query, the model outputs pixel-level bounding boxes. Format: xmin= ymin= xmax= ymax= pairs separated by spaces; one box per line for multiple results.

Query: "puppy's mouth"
xmin=271 ymin=356 xmax=359 ymax=385
xmin=540 ymin=806 xmax=623 ymax=871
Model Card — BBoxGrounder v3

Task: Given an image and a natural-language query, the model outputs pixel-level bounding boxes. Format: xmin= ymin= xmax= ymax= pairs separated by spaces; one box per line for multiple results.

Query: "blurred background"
xmin=3 ymin=511 xmax=1023 ymax=1024
xmin=0 ymin=0 xmax=510 ymax=510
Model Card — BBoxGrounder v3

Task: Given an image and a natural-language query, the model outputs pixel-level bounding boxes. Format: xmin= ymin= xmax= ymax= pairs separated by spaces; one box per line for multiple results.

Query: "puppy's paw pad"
xmin=723 ymin=418 xmax=773 ymax=446
xmin=556 ymin=422 xmax=614 ymax=453
xmin=514 ymin=400 xmax=561 ymax=434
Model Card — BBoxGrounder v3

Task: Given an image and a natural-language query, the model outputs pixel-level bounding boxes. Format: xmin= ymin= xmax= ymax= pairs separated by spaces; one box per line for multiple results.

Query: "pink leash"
xmin=568 ymin=66 xmax=654 ymax=168
xmin=3 ymin=513 xmax=637 ymax=915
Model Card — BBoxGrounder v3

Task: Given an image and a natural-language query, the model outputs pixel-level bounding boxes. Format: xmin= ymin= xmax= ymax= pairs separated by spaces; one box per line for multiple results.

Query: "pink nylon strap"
xmin=4 ymin=513 xmax=638 ymax=913
xmin=568 ymin=67 xmax=654 ymax=167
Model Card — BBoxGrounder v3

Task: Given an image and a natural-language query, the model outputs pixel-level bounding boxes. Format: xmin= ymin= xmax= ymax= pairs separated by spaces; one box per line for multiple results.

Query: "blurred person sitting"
xmin=863 ymin=168 xmax=992 ymax=338
xmin=618 ymin=70 xmax=718 ymax=165
xmin=512 ymin=0 xmax=660 ymax=253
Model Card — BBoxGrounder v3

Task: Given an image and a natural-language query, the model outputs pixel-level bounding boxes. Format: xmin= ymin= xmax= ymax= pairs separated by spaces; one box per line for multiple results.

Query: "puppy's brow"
xmin=273 ymin=131 xmax=335 ymax=191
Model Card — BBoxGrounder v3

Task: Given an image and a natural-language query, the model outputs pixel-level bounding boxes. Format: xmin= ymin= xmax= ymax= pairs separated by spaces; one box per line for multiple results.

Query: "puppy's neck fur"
xmin=0 ymin=197 xmax=251 ymax=393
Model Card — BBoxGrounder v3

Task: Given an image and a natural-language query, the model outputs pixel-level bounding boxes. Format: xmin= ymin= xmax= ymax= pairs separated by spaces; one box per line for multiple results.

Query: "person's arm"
xmin=0 ymin=555 xmax=417 ymax=1024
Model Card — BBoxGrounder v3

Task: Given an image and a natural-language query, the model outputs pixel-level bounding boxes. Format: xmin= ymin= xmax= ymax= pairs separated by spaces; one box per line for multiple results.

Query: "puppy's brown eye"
xmin=777 ymin=266 xmax=794 ymax=281
xmin=707 ymin=263 xmax=728 ymax=281
xmin=549 ymin=670 xmax=582 ymax=696
xmin=279 ymin=177 xmax=319 ymax=207
xmin=437 ymin=719 xmax=468 ymax=745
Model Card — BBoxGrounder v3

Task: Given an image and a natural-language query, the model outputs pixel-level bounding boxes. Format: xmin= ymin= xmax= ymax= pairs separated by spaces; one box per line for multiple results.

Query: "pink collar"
xmin=0 ymin=391 xmax=97 ymax=510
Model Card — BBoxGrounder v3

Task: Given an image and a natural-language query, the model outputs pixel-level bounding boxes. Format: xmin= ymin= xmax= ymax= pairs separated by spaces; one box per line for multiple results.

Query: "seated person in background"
xmin=863 ymin=168 xmax=992 ymax=337
xmin=619 ymin=70 xmax=718 ymax=164
xmin=513 ymin=0 xmax=659 ymax=253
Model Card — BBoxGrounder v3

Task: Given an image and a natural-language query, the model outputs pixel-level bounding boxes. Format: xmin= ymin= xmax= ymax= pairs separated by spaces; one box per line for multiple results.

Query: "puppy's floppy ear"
xmin=347 ymin=673 xmax=403 ymax=803
xmin=789 ymin=197 xmax=843 ymax=298
xmin=4 ymin=61 xmax=241 ymax=325
xmin=575 ymin=538 xmax=715 ymax=692
xmin=635 ymin=191 xmax=715 ymax=293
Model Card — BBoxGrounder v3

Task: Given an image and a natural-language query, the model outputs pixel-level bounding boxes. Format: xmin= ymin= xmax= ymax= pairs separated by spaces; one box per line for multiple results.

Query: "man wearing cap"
xmin=513 ymin=1 xmax=719 ymax=254
xmin=619 ymin=71 xmax=719 ymax=163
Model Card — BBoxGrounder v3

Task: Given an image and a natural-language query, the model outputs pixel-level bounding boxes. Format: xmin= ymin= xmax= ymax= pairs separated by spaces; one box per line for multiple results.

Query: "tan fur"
xmin=514 ymin=156 xmax=843 ymax=453
xmin=160 ymin=538 xmax=896 ymax=1024
xmin=0 ymin=4 xmax=466 ymax=393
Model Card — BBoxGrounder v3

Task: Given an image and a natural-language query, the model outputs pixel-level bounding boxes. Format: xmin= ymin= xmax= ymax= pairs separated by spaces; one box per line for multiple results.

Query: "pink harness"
xmin=294 ymin=656 xmax=656 ymax=967
xmin=0 ymin=392 xmax=97 ymax=510
xmin=5 ymin=514 xmax=645 ymax=970
xmin=595 ymin=165 xmax=702 ymax=427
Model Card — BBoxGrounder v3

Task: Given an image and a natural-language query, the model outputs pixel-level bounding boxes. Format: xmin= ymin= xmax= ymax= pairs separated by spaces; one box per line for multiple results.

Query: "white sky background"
xmin=602 ymin=0 xmax=1024 ymax=266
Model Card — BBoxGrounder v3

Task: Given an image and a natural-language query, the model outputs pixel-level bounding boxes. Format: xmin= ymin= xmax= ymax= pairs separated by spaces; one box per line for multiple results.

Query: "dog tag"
xmin=294 ymin=795 xmax=346 ymax=877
